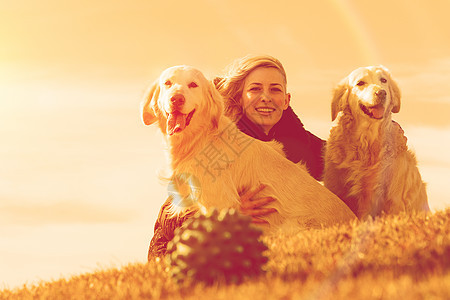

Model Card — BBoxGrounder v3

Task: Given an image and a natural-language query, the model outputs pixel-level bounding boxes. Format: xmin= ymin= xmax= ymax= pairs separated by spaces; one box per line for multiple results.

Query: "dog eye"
xmin=357 ymin=81 xmax=365 ymax=86
xmin=380 ymin=78 xmax=387 ymax=83
xmin=188 ymin=82 xmax=198 ymax=88
xmin=164 ymin=80 xmax=172 ymax=87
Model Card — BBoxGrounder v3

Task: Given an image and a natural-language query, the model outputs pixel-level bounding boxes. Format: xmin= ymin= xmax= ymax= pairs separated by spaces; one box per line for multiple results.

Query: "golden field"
xmin=1 ymin=208 xmax=449 ymax=300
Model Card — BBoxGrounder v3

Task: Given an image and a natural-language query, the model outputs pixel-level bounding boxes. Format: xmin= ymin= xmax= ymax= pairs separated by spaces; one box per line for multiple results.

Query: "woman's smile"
xmin=255 ymin=106 xmax=276 ymax=114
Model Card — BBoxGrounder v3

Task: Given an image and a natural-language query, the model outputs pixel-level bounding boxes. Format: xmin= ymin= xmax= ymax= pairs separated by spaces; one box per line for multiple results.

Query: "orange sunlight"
xmin=1 ymin=0 xmax=449 ymax=289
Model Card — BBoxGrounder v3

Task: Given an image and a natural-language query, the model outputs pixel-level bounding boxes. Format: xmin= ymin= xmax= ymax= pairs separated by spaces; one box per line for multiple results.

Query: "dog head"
xmin=331 ymin=65 xmax=401 ymax=122
xmin=141 ymin=65 xmax=224 ymax=136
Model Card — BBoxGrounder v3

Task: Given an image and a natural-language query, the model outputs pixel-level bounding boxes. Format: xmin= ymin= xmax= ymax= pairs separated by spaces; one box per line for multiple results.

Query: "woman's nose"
xmin=260 ymin=92 xmax=271 ymax=102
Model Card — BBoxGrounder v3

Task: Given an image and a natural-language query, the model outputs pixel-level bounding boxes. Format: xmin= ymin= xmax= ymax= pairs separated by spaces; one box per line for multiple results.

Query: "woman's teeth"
xmin=256 ymin=108 xmax=275 ymax=112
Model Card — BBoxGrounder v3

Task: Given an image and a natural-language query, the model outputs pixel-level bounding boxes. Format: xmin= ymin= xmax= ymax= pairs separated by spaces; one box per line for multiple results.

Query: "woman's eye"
xmin=380 ymin=78 xmax=387 ymax=83
xmin=357 ymin=81 xmax=365 ymax=86
xmin=249 ymin=87 xmax=261 ymax=92
xmin=188 ymin=82 xmax=198 ymax=88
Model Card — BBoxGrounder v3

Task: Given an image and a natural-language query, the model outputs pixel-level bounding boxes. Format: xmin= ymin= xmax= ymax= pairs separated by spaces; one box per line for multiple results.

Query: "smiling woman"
xmin=214 ymin=55 xmax=326 ymax=180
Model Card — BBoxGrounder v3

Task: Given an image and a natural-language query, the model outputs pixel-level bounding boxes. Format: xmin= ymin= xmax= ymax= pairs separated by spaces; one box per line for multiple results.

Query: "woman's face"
xmin=241 ymin=67 xmax=290 ymax=134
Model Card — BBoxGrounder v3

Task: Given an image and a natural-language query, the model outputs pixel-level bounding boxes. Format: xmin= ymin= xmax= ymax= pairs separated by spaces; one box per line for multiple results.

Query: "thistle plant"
xmin=166 ymin=208 xmax=268 ymax=285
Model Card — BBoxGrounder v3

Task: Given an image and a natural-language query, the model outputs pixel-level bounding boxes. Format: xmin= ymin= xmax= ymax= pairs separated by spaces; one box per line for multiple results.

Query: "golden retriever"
xmin=323 ymin=65 xmax=429 ymax=219
xmin=141 ymin=65 xmax=356 ymax=234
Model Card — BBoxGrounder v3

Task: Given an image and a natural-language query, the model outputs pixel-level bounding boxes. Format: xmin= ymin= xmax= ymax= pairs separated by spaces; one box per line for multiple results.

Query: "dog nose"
xmin=170 ymin=94 xmax=185 ymax=108
xmin=376 ymin=89 xmax=386 ymax=101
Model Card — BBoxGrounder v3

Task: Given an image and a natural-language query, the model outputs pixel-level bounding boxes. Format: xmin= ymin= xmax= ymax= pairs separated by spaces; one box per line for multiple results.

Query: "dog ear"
xmin=141 ymin=81 xmax=160 ymax=125
xmin=331 ymin=81 xmax=349 ymax=121
xmin=389 ymin=76 xmax=401 ymax=113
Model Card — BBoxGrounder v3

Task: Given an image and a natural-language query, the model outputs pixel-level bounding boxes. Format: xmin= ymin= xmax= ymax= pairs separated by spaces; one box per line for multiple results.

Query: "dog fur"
xmin=323 ymin=65 xmax=429 ymax=219
xmin=142 ymin=65 xmax=356 ymax=234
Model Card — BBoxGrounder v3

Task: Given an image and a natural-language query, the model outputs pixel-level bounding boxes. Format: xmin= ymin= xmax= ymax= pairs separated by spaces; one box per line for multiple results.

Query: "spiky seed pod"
xmin=166 ymin=208 xmax=268 ymax=285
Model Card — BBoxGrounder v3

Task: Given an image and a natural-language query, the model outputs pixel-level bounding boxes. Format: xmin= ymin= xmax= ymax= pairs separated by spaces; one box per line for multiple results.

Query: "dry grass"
xmin=1 ymin=208 xmax=449 ymax=300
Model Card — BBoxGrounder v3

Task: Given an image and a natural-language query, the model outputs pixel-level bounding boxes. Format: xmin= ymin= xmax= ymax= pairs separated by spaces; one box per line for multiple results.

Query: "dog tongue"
xmin=369 ymin=105 xmax=385 ymax=119
xmin=167 ymin=112 xmax=187 ymax=135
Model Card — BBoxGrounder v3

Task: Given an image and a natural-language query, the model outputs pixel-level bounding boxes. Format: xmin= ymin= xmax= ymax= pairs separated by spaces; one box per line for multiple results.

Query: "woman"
xmin=214 ymin=55 xmax=325 ymax=180
xmin=147 ymin=55 xmax=325 ymax=260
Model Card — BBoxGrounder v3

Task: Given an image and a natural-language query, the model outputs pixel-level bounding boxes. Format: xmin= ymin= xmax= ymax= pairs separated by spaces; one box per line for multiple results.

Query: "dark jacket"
xmin=147 ymin=106 xmax=326 ymax=260
xmin=236 ymin=106 xmax=325 ymax=180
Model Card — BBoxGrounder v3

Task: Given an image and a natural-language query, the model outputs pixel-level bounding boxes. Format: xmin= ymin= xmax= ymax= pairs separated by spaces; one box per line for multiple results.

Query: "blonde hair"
xmin=214 ymin=55 xmax=288 ymax=121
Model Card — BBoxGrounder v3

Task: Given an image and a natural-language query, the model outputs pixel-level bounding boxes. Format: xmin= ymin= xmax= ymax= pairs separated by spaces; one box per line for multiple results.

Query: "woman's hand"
xmin=239 ymin=184 xmax=277 ymax=224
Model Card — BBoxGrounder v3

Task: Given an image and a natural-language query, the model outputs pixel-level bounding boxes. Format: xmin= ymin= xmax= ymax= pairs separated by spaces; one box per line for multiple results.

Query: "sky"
xmin=1 ymin=0 xmax=450 ymax=289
